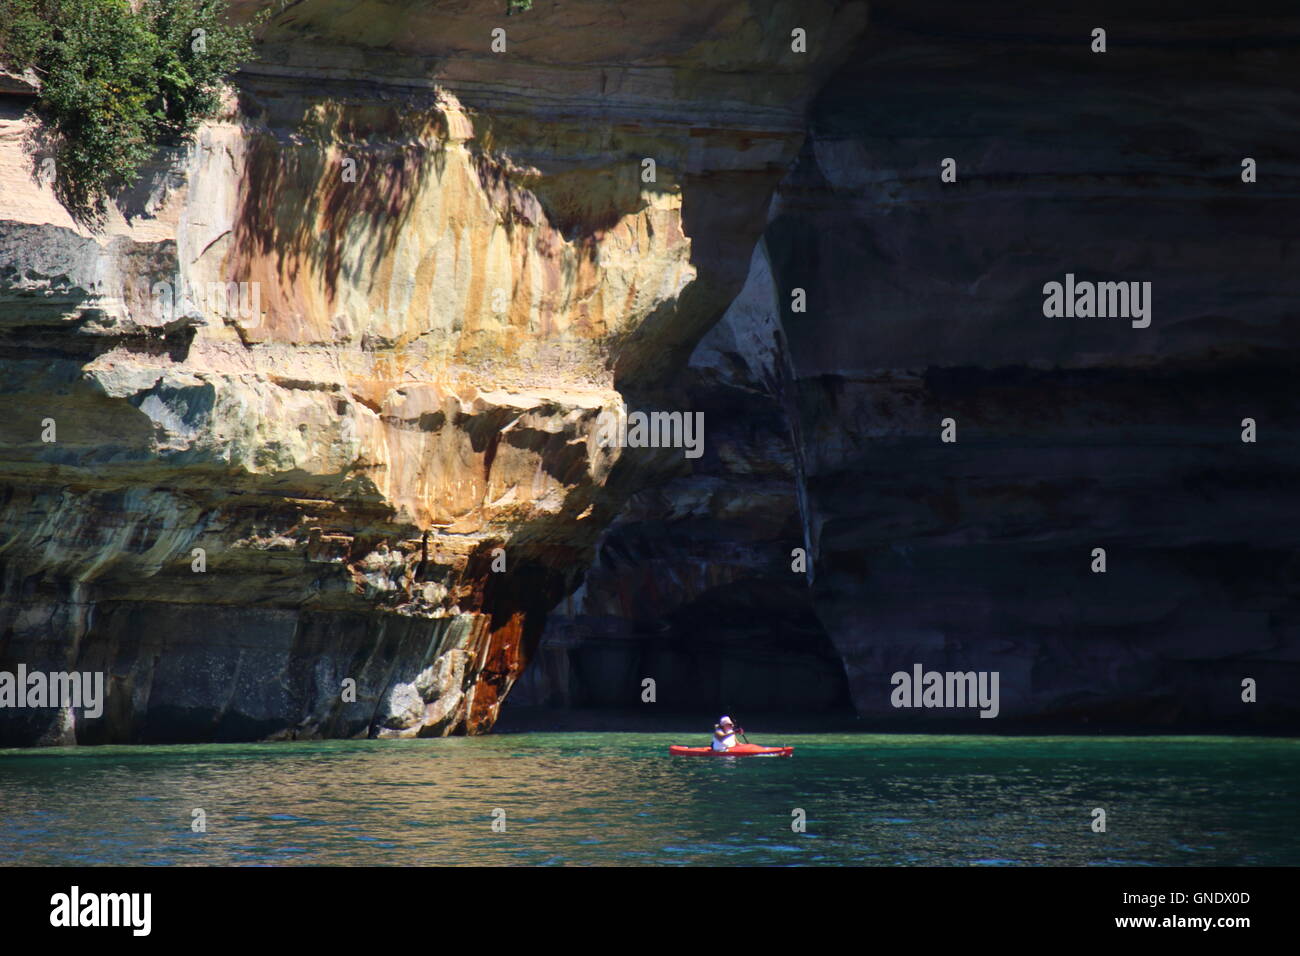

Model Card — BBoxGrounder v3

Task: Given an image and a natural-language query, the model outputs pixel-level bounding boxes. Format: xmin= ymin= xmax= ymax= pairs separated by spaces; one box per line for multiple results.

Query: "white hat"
xmin=719 ymin=715 xmax=733 ymax=726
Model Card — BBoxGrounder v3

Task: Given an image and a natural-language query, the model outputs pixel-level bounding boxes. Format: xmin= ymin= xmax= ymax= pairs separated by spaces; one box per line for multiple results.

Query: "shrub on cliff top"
xmin=0 ymin=0 xmax=254 ymax=224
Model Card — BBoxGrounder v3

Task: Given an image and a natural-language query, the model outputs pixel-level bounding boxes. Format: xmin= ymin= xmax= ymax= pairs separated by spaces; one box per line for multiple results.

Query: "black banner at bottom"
xmin=2 ymin=865 xmax=1284 ymax=943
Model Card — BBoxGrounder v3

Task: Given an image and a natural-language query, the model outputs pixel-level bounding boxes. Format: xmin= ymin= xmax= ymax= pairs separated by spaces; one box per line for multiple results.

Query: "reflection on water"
xmin=1 ymin=734 xmax=1296 ymax=866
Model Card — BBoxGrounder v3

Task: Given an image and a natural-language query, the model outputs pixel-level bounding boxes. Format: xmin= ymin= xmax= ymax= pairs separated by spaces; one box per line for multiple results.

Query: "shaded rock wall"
xmin=778 ymin=0 xmax=1300 ymax=729
xmin=0 ymin=0 xmax=867 ymax=744
xmin=511 ymin=0 xmax=1300 ymax=730
xmin=510 ymin=239 xmax=852 ymax=715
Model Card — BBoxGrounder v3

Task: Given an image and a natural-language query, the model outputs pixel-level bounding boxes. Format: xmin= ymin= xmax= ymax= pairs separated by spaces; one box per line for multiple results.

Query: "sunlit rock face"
xmin=513 ymin=0 xmax=1300 ymax=731
xmin=0 ymin=0 xmax=866 ymax=744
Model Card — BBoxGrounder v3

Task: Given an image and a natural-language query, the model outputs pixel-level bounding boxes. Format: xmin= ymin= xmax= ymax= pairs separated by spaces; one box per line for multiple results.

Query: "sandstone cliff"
xmin=0 ymin=0 xmax=866 ymax=743
xmin=5 ymin=0 xmax=1297 ymax=745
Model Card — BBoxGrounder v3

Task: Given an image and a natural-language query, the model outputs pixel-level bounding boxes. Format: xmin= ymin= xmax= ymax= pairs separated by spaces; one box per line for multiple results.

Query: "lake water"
xmin=2 ymin=734 xmax=1297 ymax=866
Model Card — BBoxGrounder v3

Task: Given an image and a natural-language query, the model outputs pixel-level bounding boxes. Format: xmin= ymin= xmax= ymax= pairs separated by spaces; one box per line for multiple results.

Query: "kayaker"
xmin=711 ymin=716 xmax=743 ymax=752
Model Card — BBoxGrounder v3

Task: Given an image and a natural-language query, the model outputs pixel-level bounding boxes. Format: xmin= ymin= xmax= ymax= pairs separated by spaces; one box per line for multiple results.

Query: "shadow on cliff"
xmin=228 ymin=97 xmax=434 ymax=311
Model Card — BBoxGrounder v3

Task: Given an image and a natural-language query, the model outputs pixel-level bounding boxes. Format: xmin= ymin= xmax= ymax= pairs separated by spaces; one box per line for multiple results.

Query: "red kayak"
xmin=669 ymin=743 xmax=793 ymax=758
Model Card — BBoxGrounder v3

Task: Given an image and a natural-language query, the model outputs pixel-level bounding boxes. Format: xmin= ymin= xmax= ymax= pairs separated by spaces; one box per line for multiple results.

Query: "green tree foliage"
xmin=0 ymin=0 xmax=255 ymax=223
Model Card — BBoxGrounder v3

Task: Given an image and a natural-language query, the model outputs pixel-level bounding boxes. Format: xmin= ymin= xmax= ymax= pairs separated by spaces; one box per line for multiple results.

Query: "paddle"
xmin=723 ymin=708 xmax=748 ymax=744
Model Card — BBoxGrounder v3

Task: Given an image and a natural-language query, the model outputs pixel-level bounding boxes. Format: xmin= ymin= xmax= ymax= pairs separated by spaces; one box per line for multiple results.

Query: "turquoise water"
xmin=1 ymin=734 xmax=1297 ymax=866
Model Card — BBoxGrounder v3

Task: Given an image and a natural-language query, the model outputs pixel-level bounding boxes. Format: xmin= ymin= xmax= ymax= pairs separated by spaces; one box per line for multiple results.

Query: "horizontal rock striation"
xmin=771 ymin=0 xmax=1300 ymax=729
